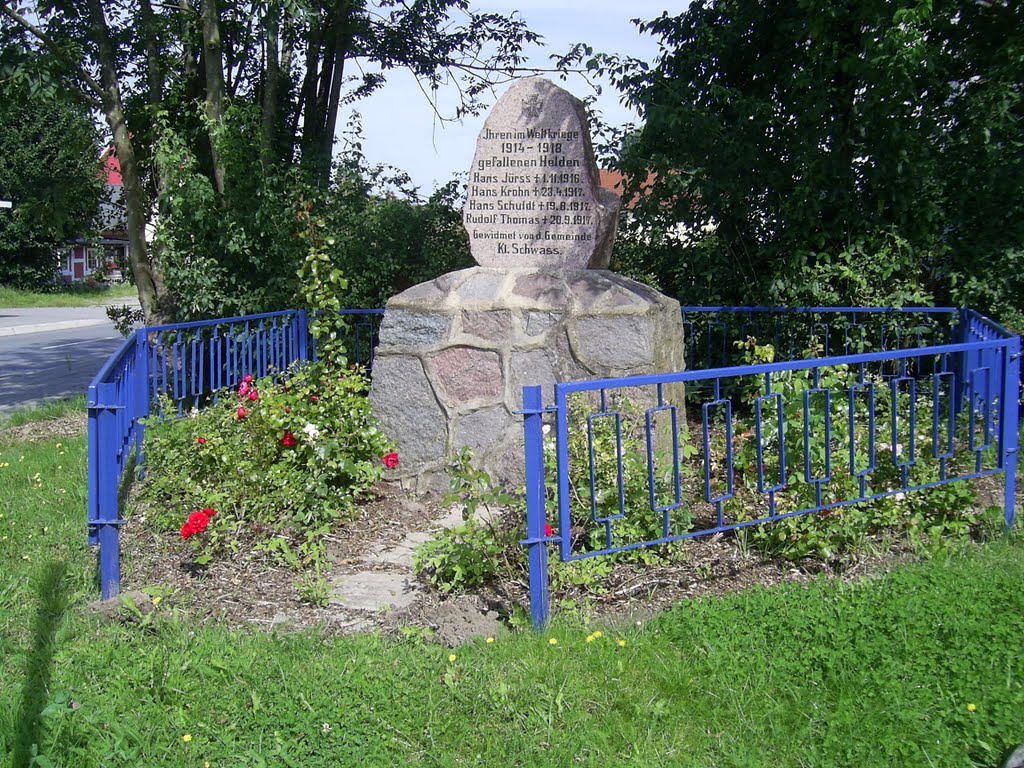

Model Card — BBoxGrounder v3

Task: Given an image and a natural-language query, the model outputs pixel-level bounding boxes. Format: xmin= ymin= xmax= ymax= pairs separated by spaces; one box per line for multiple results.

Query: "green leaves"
xmin=607 ymin=0 xmax=1023 ymax=329
xmin=137 ymin=362 xmax=394 ymax=572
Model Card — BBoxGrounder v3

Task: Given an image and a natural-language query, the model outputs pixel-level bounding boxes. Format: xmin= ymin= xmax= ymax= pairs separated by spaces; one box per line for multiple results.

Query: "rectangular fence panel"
xmin=526 ymin=308 xmax=1020 ymax=628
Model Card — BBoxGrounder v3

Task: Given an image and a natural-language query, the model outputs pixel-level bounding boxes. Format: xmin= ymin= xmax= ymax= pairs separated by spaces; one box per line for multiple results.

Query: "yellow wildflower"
xmin=485 ymin=637 xmax=495 ymax=644
xmin=967 ymin=703 xmax=977 ymax=713
xmin=585 ymin=634 xmax=595 ymax=643
xmin=592 ymin=631 xmax=603 ymax=638
xmin=182 ymin=734 xmax=192 ymax=743
xmin=617 ymin=639 xmax=626 ymax=648
xmin=548 ymin=638 xmax=558 ymax=646
xmin=152 ymin=597 xmax=162 ymax=607
xmin=448 ymin=654 xmax=457 ymax=663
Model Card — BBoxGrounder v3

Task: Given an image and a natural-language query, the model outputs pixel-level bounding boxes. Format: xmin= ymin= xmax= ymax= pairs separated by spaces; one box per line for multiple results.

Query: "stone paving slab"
xmin=328 ymin=571 xmax=422 ymax=611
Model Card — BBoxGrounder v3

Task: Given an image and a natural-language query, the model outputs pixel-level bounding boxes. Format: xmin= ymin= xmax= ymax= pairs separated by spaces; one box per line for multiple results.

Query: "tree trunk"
xmin=318 ymin=11 xmax=350 ymax=173
xmin=200 ymin=0 xmax=227 ymax=196
xmin=261 ymin=0 xmax=281 ymax=168
xmin=85 ymin=0 xmax=169 ymax=325
xmin=298 ymin=11 xmax=323 ymax=167
xmin=138 ymin=0 xmax=162 ymax=104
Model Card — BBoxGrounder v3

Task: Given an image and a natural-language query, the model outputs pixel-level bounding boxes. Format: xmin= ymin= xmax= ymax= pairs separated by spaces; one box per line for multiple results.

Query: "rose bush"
xmin=139 ymin=361 xmax=395 ymax=568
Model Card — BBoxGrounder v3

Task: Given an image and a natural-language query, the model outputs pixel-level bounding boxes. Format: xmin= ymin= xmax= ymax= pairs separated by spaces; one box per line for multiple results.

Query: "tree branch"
xmin=0 ymin=4 xmax=106 ymax=99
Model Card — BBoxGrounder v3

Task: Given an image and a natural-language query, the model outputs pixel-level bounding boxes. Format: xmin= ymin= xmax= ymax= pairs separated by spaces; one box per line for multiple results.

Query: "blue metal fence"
xmin=88 ymin=304 xmax=1020 ymax=623
xmin=86 ymin=309 xmax=383 ymax=599
xmin=521 ymin=307 xmax=1021 ymax=628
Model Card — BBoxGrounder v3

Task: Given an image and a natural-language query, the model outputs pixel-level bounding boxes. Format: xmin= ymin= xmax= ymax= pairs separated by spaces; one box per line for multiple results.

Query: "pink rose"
xmin=237 ymin=407 xmax=248 ymax=419
xmin=248 ymin=389 xmax=259 ymax=402
xmin=196 ymin=437 xmax=206 ymax=444
xmin=243 ymin=374 xmax=253 ymax=383
xmin=382 ymin=452 xmax=399 ymax=469
xmin=281 ymin=432 xmax=296 ymax=448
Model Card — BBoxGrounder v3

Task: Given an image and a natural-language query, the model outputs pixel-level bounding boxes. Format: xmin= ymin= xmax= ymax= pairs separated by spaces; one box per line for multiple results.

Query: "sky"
xmin=341 ymin=1 xmax=676 ymax=193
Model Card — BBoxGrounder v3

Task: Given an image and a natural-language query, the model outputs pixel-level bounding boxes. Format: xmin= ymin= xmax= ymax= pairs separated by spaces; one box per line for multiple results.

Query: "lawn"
xmin=0 ymin=284 xmax=137 ymax=308
xmin=0 ymin=401 xmax=1021 ymax=767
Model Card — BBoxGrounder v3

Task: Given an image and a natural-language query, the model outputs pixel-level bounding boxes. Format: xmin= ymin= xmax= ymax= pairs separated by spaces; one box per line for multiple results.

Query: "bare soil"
xmin=118 ymin=478 xmax=921 ymax=641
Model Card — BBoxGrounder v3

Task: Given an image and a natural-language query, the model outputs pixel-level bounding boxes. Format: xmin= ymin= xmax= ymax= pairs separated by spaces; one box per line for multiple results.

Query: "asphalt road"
xmin=0 ymin=317 xmax=127 ymax=414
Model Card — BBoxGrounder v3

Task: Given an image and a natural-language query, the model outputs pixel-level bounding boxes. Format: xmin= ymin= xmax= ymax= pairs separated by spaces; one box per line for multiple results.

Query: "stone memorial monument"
xmin=370 ymin=77 xmax=685 ymax=489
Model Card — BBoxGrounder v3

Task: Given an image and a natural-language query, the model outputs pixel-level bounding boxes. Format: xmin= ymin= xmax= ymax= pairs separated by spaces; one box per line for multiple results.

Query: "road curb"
xmin=0 ymin=318 xmax=111 ymax=337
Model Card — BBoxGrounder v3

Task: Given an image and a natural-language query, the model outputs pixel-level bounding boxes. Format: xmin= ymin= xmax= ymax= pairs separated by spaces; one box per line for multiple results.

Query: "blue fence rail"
xmin=521 ymin=307 xmax=1021 ymax=628
xmin=86 ymin=309 xmax=383 ymax=599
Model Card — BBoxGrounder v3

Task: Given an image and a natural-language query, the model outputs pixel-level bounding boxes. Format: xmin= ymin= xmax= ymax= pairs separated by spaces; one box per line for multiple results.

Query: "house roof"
xmin=100 ymin=146 xmax=123 ymax=186
xmin=598 ymin=169 xmax=658 ymax=211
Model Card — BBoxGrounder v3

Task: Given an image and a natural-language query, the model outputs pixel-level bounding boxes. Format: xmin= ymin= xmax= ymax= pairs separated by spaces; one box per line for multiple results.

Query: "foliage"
xmin=0 ymin=87 xmax=103 ymax=289
xmin=596 ymin=0 xmax=1024 ymax=329
xmin=413 ymin=449 xmax=523 ymax=593
xmin=1 ymin=0 xmax=544 ymax=324
xmin=415 ymin=400 xmax=694 ymax=597
xmin=414 ymin=515 xmax=520 ymax=594
xmin=153 ymin=114 xmax=319 ymax=321
xmin=152 ymin=113 xmax=471 ymax=322
xmin=322 ymin=138 xmax=473 ymax=311
xmin=137 ymin=365 xmax=393 ymax=569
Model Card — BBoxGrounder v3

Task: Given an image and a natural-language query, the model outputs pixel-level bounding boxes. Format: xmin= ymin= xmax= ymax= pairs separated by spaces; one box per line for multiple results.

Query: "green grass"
xmin=0 ymin=284 xmax=137 ymax=308
xmin=0 ymin=396 xmax=86 ymax=427
xmin=0 ymin=408 xmax=1022 ymax=767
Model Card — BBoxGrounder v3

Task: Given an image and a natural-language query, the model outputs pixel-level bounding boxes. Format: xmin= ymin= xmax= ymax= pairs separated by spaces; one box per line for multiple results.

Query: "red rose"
xmin=382 ymin=452 xmax=399 ymax=469
xmin=181 ymin=510 xmax=211 ymax=539
xmin=281 ymin=432 xmax=296 ymax=447
xmin=237 ymin=406 xmax=248 ymax=419
xmin=243 ymin=374 xmax=253 ymax=383
xmin=202 ymin=506 xmax=217 ymax=517
xmin=188 ymin=511 xmax=210 ymax=531
xmin=545 ymin=523 xmax=554 ymax=537
xmin=310 ymin=395 xmax=319 ymax=402
xmin=248 ymin=389 xmax=259 ymax=402
xmin=196 ymin=437 xmax=206 ymax=444
xmin=284 ymin=407 xmax=291 ymax=414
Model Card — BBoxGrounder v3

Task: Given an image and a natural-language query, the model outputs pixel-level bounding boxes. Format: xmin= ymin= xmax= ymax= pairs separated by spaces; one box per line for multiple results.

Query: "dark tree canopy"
xmin=600 ymin=0 xmax=1023 ymax=328
xmin=0 ymin=88 xmax=103 ymax=288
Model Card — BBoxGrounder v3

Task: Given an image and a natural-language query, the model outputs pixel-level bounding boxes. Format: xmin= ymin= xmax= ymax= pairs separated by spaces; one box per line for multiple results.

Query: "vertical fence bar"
xmin=297 ymin=309 xmax=309 ymax=362
xmin=134 ymin=330 xmax=150 ymax=463
xmin=1002 ymin=337 xmax=1021 ymax=529
xmin=93 ymin=381 xmax=123 ymax=599
xmin=86 ymin=398 xmax=100 ymax=547
xmin=522 ymin=385 xmax=550 ymax=630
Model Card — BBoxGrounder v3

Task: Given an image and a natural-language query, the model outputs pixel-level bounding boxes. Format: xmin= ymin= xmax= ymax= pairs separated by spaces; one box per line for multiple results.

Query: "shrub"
xmin=138 ymin=362 xmax=394 ymax=568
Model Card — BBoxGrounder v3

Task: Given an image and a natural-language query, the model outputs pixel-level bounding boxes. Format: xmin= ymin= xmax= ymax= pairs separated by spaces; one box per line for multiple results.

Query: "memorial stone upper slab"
xmin=464 ymin=77 xmax=620 ymax=269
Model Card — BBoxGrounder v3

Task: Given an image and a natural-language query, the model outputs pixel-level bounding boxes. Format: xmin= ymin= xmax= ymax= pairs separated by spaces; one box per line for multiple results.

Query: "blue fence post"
xmin=134 ymin=329 xmax=150 ymax=464
xmin=522 ymin=385 xmax=550 ymax=630
xmin=93 ymin=381 xmax=123 ymax=599
xmin=297 ymin=309 xmax=309 ymax=362
xmin=1002 ymin=336 xmax=1021 ymax=529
